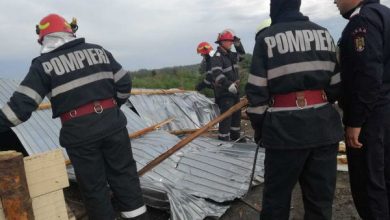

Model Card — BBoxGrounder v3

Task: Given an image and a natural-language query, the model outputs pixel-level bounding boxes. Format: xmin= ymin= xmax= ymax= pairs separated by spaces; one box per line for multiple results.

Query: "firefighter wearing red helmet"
xmin=195 ymin=42 xmax=215 ymax=92
xmin=36 ymin=14 xmax=76 ymax=44
xmin=0 ymin=13 xmax=147 ymax=220
xmin=211 ymin=29 xmax=246 ymax=141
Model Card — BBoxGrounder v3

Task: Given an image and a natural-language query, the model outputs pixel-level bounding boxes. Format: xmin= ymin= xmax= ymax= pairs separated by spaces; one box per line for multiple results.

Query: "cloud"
xmin=0 ymin=0 xmax=389 ymax=79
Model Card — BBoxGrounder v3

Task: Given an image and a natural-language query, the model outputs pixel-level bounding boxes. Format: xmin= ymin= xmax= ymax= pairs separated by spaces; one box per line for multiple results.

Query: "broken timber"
xmin=37 ymin=89 xmax=188 ymax=110
xmin=129 ymin=118 xmax=174 ymax=139
xmin=0 ymin=151 xmax=34 ymax=220
xmin=138 ymin=98 xmax=249 ymax=176
xmin=170 ymin=128 xmax=218 ymax=136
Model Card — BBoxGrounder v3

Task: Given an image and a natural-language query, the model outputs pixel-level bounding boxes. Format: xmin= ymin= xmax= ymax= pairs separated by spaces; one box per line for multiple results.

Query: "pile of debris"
xmin=0 ymin=78 xmax=264 ymax=220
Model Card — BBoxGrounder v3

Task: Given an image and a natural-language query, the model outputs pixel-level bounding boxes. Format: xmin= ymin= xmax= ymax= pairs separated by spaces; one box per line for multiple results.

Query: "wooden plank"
xmin=31 ymin=190 xmax=68 ymax=220
xmin=0 ymin=151 xmax=34 ymax=220
xmin=138 ymin=98 xmax=248 ymax=176
xmin=37 ymin=89 xmax=189 ymax=110
xmin=24 ymin=149 xmax=69 ymax=198
xmin=131 ymin=89 xmax=187 ymax=95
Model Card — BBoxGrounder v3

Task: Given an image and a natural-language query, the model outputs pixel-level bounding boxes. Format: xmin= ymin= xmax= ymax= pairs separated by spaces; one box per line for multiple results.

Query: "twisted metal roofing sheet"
xmin=129 ymin=90 xmax=219 ymax=131
xmin=0 ymin=78 xmax=264 ymax=220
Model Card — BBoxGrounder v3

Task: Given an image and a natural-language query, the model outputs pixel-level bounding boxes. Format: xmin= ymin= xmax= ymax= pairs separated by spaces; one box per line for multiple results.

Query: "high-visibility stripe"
xmin=218 ymin=133 xmax=230 ymax=137
xmin=230 ymin=127 xmax=240 ymax=131
xmin=117 ymin=91 xmax=130 ymax=99
xmin=16 ymin=85 xmax=43 ymax=104
xmin=1 ymin=104 xmax=22 ymax=125
xmin=215 ymin=74 xmax=226 ymax=82
xmin=248 ymin=74 xmax=267 ymax=87
xmin=268 ymin=61 xmax=336 ymax=80
xmin=114 ymin=68 xmax=128 ymax=83
xmin=46 ymin=92 xmax=52 ymax=100
xmin=267 ymin=103 xmax=328 ymax=112
xmin=121 ymin=205 xmax=147 ymax=218
xmin=52 ymin=71 xmax=113 ymax=97
xmin=330 ymin=73 xmax=341 ymax=85
xmin=247 ymin=105 xmax=268 ymax=115
xmin=223 ymin=66 xmax=232 ymax=73
xmin=212 ymin=67 xmax=223 ymax=72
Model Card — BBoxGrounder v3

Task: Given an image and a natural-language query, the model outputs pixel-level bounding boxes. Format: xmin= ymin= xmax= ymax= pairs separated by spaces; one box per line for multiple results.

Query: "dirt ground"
xmin=218 ymin=171 xmax=360 ymax=220
xmin=65 ymin=172 xmax=360 ymax=220
xmin=65 ymin=121 xmax=361 ymax=220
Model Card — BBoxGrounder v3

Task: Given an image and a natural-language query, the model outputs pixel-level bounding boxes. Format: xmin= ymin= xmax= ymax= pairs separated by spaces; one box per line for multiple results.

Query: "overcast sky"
xmin=1 ymin=0 xmax=389 ymax=79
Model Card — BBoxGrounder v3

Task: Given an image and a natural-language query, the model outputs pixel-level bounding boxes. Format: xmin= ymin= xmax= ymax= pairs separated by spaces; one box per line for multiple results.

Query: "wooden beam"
xmin=37 ymin=89 xmax=191 ymax=110
xmin=169 ymin=128 xmax=218 ymax=136
xmin=37 ymin=103 xmax=51 ymax=110
xmin=0 ymin=151 xmax=34 ymax=220
xmin=131 ymin=89 xmax=187 ymax=95
xmin=129 ymin=118 xmax=174 ymax=139
xmin=137 ymin=98 xmax=248 ymax=176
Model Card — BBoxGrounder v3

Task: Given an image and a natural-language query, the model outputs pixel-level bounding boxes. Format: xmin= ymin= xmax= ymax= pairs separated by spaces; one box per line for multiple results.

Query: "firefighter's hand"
xmin=233 ymin=36 xmax=241 ymax=47
xmin=345 ymin=127 xmax=363 ymax=148
xmin=234 ymin=80 xmax=240 ymax=88
xmin=228 ymin=83 xmax=238 ymax=94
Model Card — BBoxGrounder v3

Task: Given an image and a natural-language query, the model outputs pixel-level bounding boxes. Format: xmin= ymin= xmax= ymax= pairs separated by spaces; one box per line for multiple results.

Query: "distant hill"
xmin=130 ymin=54 xmax=252 ymax=97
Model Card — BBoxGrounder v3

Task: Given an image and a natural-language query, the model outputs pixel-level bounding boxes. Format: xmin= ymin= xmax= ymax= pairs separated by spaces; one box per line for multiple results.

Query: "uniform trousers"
xmin=347 ymin=103 xmax=390 ymax=220
xmin=217 ymin=96 xmax=241 ymax=141
xmin=66 ymin=127 xmax=145 ymax=220
xmin=260 ymin=144 xmax=338 ymax=220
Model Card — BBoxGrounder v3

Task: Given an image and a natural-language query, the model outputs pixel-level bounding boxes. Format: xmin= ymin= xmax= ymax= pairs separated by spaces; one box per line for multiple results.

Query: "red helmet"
xmin=215 ymin=30 xmax=234 ymax=43
xmin=197 ymin=42 xmax=213 ymax=55
xmin=36 ymin=14 xmax=75 ymax=43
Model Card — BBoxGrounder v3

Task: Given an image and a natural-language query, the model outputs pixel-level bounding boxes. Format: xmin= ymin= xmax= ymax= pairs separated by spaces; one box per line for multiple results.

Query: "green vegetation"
xmin=130 ymin=54 xmax=252 ymax=97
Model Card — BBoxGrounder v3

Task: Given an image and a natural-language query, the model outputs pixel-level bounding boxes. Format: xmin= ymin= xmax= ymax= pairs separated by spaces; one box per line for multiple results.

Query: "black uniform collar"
xmin=342 ymin=0 xmax=379 ymax=19
xmin=342 ymin=2 xmax=363 ymax=19
xmin=270 ymin=0 xmax=309 ymax=25
xmin=51 ymin=38 xmax=86 ymax=53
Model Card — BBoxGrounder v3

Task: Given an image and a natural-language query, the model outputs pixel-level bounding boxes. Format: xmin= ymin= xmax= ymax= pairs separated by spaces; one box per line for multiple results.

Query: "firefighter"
xmin=335 ymin=0 xmax=390 ymax=218
xmin=211 ymin=29 xmax=246 ymax=141
xmin=195 ymin=42 xmax=214 ymax=92
xmin=0 ymin=14 xmax=147 ymax=220
xmin=246 ymin=0 xmax=343 ymax=219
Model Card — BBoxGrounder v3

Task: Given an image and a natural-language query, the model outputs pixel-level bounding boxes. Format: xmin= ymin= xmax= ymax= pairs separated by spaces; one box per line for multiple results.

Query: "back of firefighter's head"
xmin=197 ymin=42 xmax=213 ymax=56
xmin=215 ymin=29 xmax=234 ymax=50
xmin=36 ymin=14 xmax=78 ymax=44
xmin=270 ymin=0 xmax=301 ymax=23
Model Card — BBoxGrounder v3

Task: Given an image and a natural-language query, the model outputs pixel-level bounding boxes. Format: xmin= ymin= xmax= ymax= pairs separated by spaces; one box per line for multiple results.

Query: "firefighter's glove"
xmin=233 ymin=36 xmax=241 ymax=47
xmin=228 ymin=83 xmax=238 ymax=94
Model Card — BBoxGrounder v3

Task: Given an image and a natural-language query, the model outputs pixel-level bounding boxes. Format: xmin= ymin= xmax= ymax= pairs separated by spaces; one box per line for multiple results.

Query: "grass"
xmin=130 ymin=54 xmax=252 ymax=98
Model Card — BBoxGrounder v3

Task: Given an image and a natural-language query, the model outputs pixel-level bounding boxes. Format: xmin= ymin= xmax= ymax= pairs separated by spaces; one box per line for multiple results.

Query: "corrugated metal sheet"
xmin=129 ymin=90 xmax=219 ymax=130
xmin=0 ymin=78 xmax=264 ymax=220
xmin=0 ymin=78 xmax=66 ymax=158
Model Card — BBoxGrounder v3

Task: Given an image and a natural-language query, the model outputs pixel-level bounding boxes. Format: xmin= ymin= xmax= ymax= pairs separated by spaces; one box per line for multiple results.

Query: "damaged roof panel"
xmin=129 ymin=91 xmax=219 ymax=131
xmin=0 ymin=78 xmax=264 ymax=220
